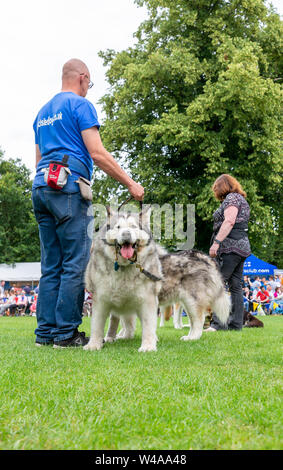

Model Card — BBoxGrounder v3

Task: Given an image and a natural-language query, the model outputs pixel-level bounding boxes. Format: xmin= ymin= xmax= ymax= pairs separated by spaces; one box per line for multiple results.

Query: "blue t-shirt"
xmin=33 ymin=92 xmax=100 ymax=180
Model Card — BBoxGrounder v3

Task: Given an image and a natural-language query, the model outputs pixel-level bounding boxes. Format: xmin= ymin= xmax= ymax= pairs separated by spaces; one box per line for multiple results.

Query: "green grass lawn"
xmin=0 ymin=315 xmax=282 ymax=450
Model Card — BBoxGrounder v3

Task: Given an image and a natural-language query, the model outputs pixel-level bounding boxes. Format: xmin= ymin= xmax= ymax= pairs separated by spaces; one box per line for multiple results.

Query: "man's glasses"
xmin=80 ymin=73 xmax=94 ymax=89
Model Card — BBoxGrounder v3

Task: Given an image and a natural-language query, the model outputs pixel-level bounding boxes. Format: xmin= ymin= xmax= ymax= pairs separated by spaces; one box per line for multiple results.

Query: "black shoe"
xmin=53 ymin=330 xmax=89 ymax=348
xmin=35 ymin=339 xmax=53 ymax=347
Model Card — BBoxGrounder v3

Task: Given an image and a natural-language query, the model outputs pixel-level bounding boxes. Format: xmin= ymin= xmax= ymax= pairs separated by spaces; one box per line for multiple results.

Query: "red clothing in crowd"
xmin=256 ymin=290 xmax=269 ymax=301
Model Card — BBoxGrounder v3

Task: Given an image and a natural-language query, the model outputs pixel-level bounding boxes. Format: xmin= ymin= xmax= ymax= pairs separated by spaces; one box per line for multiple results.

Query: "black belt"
xmin=227 ymin=222 xmax=249 ymax=240
xmin=211 ymin=222 xmax=248 ymax=245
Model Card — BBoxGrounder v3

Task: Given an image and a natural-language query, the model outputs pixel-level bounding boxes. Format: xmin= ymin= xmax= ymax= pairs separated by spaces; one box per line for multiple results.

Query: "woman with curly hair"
xmin=206 ymin=174 xmax=251 ymax=332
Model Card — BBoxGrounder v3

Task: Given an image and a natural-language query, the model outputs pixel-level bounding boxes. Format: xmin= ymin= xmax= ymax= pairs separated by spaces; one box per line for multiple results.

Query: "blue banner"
xmin=243 ymin=254 xmax=277 ymax=276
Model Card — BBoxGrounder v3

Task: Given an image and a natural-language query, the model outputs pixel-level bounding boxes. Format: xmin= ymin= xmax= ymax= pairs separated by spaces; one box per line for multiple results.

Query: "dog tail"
xmin=211 ymin=288 xmax=231 ymax=325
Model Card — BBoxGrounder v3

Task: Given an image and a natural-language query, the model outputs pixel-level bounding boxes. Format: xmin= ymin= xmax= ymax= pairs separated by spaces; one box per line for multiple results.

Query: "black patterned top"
xmin=213 ymin=192 xmax=251 ymax=258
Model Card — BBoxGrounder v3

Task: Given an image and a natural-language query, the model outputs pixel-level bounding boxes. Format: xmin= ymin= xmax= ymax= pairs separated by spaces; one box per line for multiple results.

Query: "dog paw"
xmin=83 ymin=341 xmax=103 ymax=351
xmin=117 ymin=332 xmax=135 ymax=340
xmin=104 ymin=336 xmax=116 ymax=343
xmin=180 ymin=334 xmax=201 ymax=341
xmin=138 ymin=344 xmax=157 ymax=352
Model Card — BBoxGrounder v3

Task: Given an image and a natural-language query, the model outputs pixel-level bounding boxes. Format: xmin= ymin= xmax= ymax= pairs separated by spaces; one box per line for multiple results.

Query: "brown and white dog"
xmin=243 ymin=310 xmax=264 ymax=328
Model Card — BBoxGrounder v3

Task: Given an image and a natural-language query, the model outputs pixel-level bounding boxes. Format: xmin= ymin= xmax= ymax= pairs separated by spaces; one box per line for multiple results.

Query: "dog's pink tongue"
xmin=121 ymin=244 xmax=135 ymax=259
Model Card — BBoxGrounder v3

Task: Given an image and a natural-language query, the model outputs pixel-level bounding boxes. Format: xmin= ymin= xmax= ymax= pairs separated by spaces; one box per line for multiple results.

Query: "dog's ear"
xmin=139 ymin=204 xmax=151 ymax=229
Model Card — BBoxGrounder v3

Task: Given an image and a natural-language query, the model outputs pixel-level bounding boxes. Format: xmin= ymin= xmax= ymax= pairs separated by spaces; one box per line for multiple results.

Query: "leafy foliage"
xmin=94 ymin=0 xmax=282 ymax=265
xmin=0 ymin=150 xmax=40 ymax=263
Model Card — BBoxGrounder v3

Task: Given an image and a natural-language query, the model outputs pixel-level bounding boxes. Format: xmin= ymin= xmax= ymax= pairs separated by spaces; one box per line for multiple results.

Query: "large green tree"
xmin=94 ymin=0 xmax=282 ymax=265
xmin=0 ymin=150 xmax=40 ymax=264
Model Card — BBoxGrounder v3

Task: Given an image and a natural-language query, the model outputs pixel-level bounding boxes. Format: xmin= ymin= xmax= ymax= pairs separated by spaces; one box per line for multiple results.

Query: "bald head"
xmin=61 ymin=59 xmax=91 ymax=97
xmin=62 ymin=58 xmax=89 ymax=81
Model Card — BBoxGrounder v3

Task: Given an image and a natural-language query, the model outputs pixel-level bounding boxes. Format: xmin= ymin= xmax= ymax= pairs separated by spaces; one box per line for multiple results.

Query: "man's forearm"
xmin=92 ymin=149 xmax=133 ymax=188
xmin=82 ymin=127 xmax=144 ymax=200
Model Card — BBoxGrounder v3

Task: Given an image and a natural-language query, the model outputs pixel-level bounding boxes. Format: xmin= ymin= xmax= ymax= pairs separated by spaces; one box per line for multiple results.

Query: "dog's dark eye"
xmin=117 ymin=225 xmax=120 ymax=229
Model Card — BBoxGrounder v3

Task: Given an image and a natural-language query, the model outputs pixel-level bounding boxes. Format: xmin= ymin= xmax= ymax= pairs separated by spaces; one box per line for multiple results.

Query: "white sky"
xmin=0 ymin=0 xmax=282 ymax=177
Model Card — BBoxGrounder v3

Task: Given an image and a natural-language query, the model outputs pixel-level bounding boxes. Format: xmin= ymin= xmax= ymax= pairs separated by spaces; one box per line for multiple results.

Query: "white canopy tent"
xmin=0 ymin=263 xmax=41 ymax=283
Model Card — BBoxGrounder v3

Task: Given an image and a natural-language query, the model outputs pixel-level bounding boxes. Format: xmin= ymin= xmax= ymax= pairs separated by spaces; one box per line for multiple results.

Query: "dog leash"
xmin=118 ymin=196 xmax=144 ymax=227
xmin=118 ymin=195 xmax=135 ymax=211
xmin=106 ymin=196 xmax=142 ymax=231
xmin=133 ymin=262 xmax=162 ymax=282
xmin=114 ymin=250 xmax=162 ymax=282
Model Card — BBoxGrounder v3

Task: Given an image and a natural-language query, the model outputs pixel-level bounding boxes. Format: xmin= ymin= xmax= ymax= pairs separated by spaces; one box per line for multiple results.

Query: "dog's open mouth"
xmin=119 ymin=242 xmax=136 ymax=260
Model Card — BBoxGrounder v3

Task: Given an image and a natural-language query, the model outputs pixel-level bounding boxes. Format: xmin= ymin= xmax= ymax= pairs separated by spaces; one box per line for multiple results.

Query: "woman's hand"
xmin=209 ymin=242 xmax=220 ymax=258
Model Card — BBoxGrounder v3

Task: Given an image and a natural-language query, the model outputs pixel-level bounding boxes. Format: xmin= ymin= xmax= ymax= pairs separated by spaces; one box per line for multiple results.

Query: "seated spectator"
xmin=251 ymin=286 xmax=260 ymax=299
xmin=242 ymin=276 xmax=251 ymax=289
xmin=8 ymin=290 xmax=28 ymax=316
xmin=30 ymin=295 xmax=38 ymax=316
xmin=256 ymin=285 xmax=269 ymax=299
xmin=269 ymin=287 xmax=283 ymax=314
xmin=25 ymin=290 xmax=35 ymax=314
xmin=267 ymin=276 xmax=276 ymax=292
xmin=273 ymin=276 xmax=281 ymax=290
xmin=265 ymin=285 xmax=274 ymax=314
xmin=23 ymin=285 xmax=32 ymax=295
xmin=256 ymin=286 xmax=270 ymax=305
xmin=0 ymin=280 xmax=5 ymax=298
xmin=19 ymin=291 xmax=28 ymax=314
xmin=0 ymin=290 xmax=8 ymax=305
xmin=243 ymin=286 xmax=253 ymax=313
xmin=243 ymin=287 xmax=248 ymax=309
xmin=0 ymin=302 xmax=10 ymax=315
xmin=0 ymin=289 xmax=15 ymax=316
xmin=251 ymin=276 xmax=261 ymax=290
xmin=261 ymin=277 xmax=267 ymax=287
xmin=274 ymin=286 xmax=281 ymax=299
xmin=0 ymin=292 xmax=8 ymax=316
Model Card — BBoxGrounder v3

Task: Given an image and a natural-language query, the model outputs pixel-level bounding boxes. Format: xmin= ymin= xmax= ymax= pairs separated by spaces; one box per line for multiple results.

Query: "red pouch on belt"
xmin=43 ymin=155 xmax=71 ymax=190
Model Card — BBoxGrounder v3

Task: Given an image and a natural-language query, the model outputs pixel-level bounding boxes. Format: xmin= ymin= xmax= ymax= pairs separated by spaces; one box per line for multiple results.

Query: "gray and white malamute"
xmin=84 ymin=206 xmax=230 ymax=352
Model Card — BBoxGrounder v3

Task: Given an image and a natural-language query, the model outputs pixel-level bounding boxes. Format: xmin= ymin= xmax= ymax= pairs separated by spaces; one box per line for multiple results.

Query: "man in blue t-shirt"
xmin=32 ymin=58 xmax=144 ymax=348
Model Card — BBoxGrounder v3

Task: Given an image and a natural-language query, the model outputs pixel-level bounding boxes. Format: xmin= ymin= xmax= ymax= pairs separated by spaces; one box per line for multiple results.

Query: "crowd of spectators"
xmin=242 ymin=275 xmax=283 ymax=315
xmin=1 ymin=275 xmax=283 ymax=318
xmin=0 ymin=281 xmax=38 ymax=317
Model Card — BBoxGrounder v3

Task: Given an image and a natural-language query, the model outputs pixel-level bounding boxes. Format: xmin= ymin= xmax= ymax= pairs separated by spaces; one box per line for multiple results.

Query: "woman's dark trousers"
xmin=211 ymin=253 xmax=246 ymax=331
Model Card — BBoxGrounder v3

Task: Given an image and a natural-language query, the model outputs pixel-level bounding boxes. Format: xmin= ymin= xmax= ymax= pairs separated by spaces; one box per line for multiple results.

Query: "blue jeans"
xmin=32 ymin=187 xmax=93 ymax=342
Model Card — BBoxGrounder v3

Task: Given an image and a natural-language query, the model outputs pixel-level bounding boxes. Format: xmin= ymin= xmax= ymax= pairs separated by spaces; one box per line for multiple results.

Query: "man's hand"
xmin=127 ymin=181 xmax=144 ymax=201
